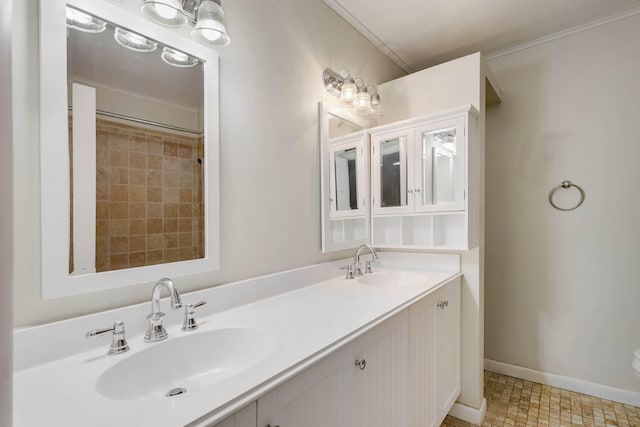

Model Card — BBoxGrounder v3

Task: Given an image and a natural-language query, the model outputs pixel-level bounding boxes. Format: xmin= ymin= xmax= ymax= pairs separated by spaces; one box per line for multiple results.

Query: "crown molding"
xmin=322 ymin=0 xmax=414 ymax=73
xmin=485 ymin=6 xmax=640 ymax=61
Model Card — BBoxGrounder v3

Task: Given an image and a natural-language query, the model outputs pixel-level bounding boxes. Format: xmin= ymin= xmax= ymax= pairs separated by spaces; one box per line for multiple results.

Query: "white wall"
xmin=12 ymin=0 xmax=404 ymax=327
xmin=485 ymin=13 xmax=640 ymax=395
xmin=0 ymin=0 xmax=13 ymax=424
xmin=377 ymin=52 xmax=486 ymax=411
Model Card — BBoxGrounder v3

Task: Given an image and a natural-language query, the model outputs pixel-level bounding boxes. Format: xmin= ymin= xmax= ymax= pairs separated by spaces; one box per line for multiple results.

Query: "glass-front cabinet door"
xmin=372 ymin=129 xmax=415 ymax=215
xmin=329 ymin=137 xmax=366 ymax=219
xmin=414 ymin=117 xmax=465 ymax=212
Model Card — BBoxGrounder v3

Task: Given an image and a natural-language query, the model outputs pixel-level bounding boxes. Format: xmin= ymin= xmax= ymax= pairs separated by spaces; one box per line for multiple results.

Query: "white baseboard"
xmin=448 ymin=398 xmax=487 ymax=426
xmin=485 ymin=359 xmax=640 ymax=407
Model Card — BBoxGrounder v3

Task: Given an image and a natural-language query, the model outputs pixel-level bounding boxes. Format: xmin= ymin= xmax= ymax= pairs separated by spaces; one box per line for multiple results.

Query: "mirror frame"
xmin=40 ymin=0 xmax=220 ymax=298
xmin=318 ymin=101 xmax=370 ymax=253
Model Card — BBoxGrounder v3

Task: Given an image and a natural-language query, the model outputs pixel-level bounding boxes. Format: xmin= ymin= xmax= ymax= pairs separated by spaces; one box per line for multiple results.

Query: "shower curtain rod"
xmin=67 ymin=107 xmax=204 ymax=137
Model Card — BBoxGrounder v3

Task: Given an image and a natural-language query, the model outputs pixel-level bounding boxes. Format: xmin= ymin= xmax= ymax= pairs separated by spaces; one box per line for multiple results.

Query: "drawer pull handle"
xmin=437 ymin=300 xmax=449 ymax=309
xmin=267 ymin=425 xmax=280 ymax=427
xmin=354 ymin=359 xmax=366 ymax=370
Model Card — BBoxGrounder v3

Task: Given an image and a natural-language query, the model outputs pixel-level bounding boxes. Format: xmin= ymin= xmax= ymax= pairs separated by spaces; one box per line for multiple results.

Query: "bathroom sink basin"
xmin=357 ymin=270 xmax=428 ymax=288
xmin=96 ymin=328 xmax=275 ymax=401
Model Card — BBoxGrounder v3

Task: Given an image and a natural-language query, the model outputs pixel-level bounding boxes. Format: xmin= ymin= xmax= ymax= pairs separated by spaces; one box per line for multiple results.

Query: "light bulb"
xmin=340 ymin=77 xmax=356 ymax=103
xmin=200 ymin=28 xmax=222 ymax=41
xmin=154 ymin=3 xmax=178 ymax=19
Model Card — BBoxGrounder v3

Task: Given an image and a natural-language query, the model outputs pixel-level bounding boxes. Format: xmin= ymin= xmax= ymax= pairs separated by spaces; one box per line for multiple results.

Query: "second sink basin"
xmin=96 ymin=328 xmax=275 ymax=401
xmin=357 ymin=270 xmax=428 ymax=288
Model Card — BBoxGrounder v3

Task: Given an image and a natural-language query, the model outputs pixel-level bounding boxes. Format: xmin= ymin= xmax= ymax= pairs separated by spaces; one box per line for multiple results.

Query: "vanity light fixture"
xmin=121 ymin=0 xmax=232 ymax=47
xmin=191 ymin=0 xmax=231 ymax=47
xmin=66 ymin=6 xmax=107 ymax=33
xmin=322 ymin=68 xmax=381 ymax=117
xmin=339 ymin=69 xmax=357 ymax=104
xmin=161 ymin=46 xmax=199 ymax=67
xmin=114 ymin=27 xmax=159 ymax=52
xmin=353 ymin=79 xmax=371 ymax=113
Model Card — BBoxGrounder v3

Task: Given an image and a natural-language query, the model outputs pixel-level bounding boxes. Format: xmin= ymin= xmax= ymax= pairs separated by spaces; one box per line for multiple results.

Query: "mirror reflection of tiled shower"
xmin=69 ymin=119 xmax=205 ymax=273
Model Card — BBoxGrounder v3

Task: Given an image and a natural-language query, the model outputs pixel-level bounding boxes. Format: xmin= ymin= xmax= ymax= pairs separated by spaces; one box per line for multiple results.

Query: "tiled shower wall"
xmin=70 ymin=119 xmax=204 ymax=273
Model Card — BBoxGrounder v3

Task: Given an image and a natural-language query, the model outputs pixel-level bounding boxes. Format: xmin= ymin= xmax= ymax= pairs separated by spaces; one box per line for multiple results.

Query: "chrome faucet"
xmin=354 ymin=244 xmax=378 ymax=275
xmin=144 ymin=278 xmax=183 ymax=342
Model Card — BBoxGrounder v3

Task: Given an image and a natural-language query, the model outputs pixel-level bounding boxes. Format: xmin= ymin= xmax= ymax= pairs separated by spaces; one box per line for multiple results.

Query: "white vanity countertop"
xmin=14 ymin=262 xmax=460 ymax=427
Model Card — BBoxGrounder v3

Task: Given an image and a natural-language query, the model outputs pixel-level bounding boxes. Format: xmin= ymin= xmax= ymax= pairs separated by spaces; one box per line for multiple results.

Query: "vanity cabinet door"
xmin=408 ymin=277 xmax=461 ymax=427
xmin=342 ymin=310 xmax=409 ymax=427
xmin=434 ymin=278 xmax=461 ymax=422
xmin=257 ymin=351 xmax=344 ymax=427
xmin=372 ymin=129 xmax=415 ymax=215
xmin=413 ymin=117 xmax=466 ymax=213
xmin=212 ymin=403 xmax=257 ymax=427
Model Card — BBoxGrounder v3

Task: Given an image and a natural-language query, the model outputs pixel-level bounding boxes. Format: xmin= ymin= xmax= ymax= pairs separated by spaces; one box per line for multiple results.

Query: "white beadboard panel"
xmin=344 ymin=310 xmax=409 ymax=427
xmin=409 ymin=294 xmax=437 ymax=427
xmin=434 ymin=279 xmax=462 ymax=423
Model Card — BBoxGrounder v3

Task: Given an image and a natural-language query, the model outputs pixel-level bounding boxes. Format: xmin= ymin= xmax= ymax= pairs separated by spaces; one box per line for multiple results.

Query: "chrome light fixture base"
xmin=322 ymin=68 xmax=381 ymax=117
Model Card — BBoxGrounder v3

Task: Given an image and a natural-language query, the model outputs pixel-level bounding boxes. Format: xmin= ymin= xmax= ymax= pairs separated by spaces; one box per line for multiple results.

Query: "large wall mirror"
xmin=318 ymin=102 xmax=370 ymax=252
xmin=40 ymin=0 xmax=220 ymax=298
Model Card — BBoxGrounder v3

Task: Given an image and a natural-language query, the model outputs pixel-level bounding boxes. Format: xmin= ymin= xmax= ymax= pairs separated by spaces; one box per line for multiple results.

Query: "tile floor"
xmin=441 ymin=371 xmax=640 ymax=427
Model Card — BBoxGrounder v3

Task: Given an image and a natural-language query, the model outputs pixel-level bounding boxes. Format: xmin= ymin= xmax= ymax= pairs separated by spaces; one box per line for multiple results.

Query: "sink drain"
xmin=166 ymin=387 xmax=187 ymax=397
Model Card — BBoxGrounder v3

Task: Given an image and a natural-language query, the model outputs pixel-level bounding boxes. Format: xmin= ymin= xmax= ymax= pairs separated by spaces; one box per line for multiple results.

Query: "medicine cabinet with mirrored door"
xmin=370 ymin=105 xmax=478 ymax=251
xmin=319 ymin=102 xmax=370 ymax=252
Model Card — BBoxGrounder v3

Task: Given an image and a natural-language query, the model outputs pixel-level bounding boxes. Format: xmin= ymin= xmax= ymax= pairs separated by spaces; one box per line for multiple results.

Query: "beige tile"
xmin=129 ymin=185 xmax=146 ymax=202
xmin=147 ymin=234 xmax=163 ymax=251
xmin=110 ymin=150 xmax=128 ymax=167
xmin=147 ymin=154 xmax=162 ymax=170
xmin=130 ymin=169 xmax=147 ymax=185
xmin=163 ymin=233 xmax=178 ymax=249
xmin=179 ymin=203 xmax=192 ymax=217
xmin=129 ymin=219 xmax=146 ymax=235
xmin=110 ymin=185 xmax=128 ymax=201
xmin=147 ymin=186 xmax=163 ymax=202
xmin=163 ymin=203 xmax=178 ymax=218
xmin=110 ymin=236 xmax=128 ymax=253
xmin=163 ymin=218 xmax=178 ymax=233
xmin=164 ymin=141 xmax=179 ymax=157
xmin=129 ymin=152 xmax=146 ymax=169
xmin=129 ymin=202 xmax=146 ymax=219
xmin=147 ymin=170 xmax=162 ymax=187
xmin=147 ymin=219 xmax=163 ymax=234
xmin=110 ymin=167 xmax=129 ymax=184
xmin=129 ymin=235 xmax=146 ymax=252
xmin=129 ymin=251 xmax=146 ymax=267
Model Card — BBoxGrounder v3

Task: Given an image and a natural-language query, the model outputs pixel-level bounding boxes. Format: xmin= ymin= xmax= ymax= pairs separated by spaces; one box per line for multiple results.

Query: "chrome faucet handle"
xmin=182 ymin=301 xmax=207 ymax=331
xmin=340 ymin=263 xmax=355 ymax=280
xmin=86 ymin=320 xmax=130 ymax=355
xmin=365 ymin=259 xmax=374 ymax=274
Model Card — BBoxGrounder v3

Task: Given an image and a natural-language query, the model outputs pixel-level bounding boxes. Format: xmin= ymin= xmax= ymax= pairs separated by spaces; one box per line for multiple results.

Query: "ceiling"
xmin=323 ymin=0 xmax=640 ymax=72
xmin=68 ymin=24 xmax=204 ymax=111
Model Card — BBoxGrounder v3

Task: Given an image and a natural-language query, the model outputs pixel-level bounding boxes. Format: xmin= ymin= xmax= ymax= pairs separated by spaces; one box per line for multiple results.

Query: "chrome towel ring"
xmin=548 ymin=180 xmax=585 ymax=211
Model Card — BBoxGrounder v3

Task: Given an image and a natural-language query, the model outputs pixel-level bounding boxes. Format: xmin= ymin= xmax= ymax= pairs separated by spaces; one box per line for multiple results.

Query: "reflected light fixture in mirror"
xmin=322 ymin=68 xmax=381 ymax=118
xmin=112 ymin=0 xmax=231 ymax=47
xmin=114 ymin=27 xmax=158 ymax=52
xmin=161 ymin=46 xmax=199 ymax=67
xmin=66 ymin=7 xmax=107 ymax=33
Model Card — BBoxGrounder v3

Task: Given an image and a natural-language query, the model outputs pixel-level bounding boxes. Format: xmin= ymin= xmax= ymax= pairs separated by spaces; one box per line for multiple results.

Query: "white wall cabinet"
xmin=319 ymin=102 xmax=371 ymax=253
xmin=223 ymin=278 xmax=459 ymax=427
xmin=409 ymin=278 xmax=461 ymax=427
xmin=370 ymin=106 xmax=478 ymax=250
